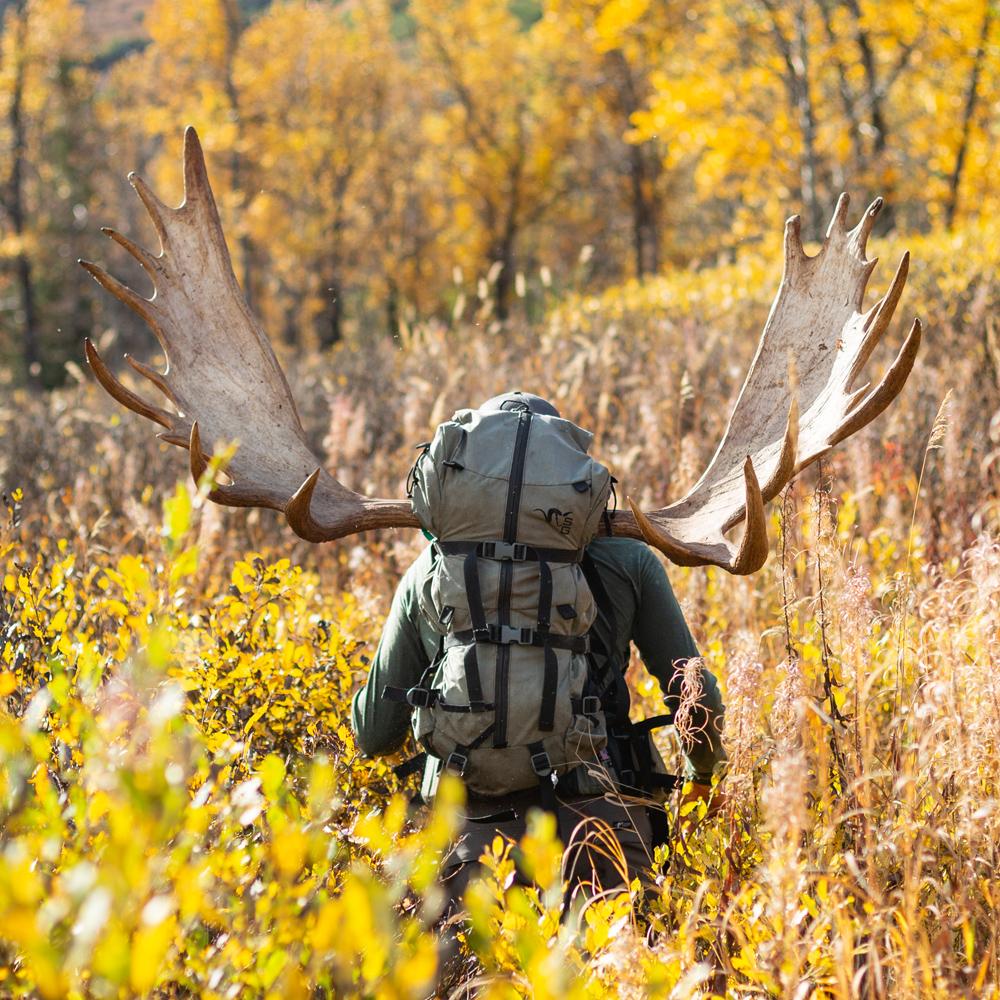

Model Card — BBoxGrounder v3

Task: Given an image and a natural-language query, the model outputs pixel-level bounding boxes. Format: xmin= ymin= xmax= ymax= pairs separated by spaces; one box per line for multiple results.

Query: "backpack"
xmin=389 ymin=403 xmax=613 ymax=798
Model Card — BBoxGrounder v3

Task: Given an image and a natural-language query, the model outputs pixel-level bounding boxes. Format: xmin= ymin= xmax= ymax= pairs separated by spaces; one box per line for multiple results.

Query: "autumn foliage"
xmin=2 ymin=0 xmax=1000 ymax=997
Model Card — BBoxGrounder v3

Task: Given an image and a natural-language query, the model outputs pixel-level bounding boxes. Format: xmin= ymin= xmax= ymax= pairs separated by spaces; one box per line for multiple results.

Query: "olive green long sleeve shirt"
xmin=351 ymin=537 xmax=726 ymax=783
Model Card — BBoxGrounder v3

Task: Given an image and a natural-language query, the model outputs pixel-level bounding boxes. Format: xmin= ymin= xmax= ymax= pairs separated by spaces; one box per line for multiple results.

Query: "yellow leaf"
xmin=130 ymin=916 xmax=176 ymax=992
xmin=163 ymin=482 xmax=192 ymax=543
xmin=272 ymin=828 xmax=308 ymax=878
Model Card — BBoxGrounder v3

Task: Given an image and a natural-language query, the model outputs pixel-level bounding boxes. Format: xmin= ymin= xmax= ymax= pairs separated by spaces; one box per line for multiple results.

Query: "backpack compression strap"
xmin=438 ymin=540 xmax=585 ymax=563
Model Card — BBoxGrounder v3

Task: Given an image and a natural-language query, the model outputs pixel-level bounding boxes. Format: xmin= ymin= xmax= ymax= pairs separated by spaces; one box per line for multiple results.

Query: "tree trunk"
xmin=220 ymin=0 xmax=254 ymax=304
xmin=816 ymin=0 xmax=865 ymax=169
xmin=608 ymin=50 xmax=661 ymax=277
xmin=386 ymin=277 xmax=400 ymax=338
xmin=492 ymin=235 xmax=516 ymax=322
xmin=627 ymin=143 xmax=661 ymax=276
xmin=8 ymin=0 xmax=40 ymax=387
xmin=793 ymin=3 xmax=822 ymax=238
xmin=320 ymin=274 xmax=342 ymax=349
xmin=841 ymin=0 xmax=888 ymax=157
xmin=760 ymin=0 xmax=823 ymax=238
xmin=945 ymin=0 xmax=993 ymax=228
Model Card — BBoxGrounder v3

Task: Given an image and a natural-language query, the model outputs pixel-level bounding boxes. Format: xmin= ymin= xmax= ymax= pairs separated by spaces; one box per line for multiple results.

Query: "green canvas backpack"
xmin=388 ymin=402 xmax=614 ymax=797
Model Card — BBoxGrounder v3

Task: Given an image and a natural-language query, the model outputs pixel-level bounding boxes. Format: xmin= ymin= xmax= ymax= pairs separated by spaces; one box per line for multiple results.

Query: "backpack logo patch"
xmin=535 ymin=507 xmax=574 ymax=535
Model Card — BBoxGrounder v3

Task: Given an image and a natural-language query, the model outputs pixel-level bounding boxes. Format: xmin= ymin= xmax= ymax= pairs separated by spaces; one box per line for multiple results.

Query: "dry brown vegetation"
xmin=2 ymin=225 xmax=999 ymax=994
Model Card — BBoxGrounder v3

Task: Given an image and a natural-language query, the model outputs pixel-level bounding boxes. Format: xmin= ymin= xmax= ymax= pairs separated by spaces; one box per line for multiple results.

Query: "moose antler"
xmin=81 ymin=127 xmax=417 ymax=542
xmin=615 ymin=194 xmax=921 ymax=573
xmin=83 ymin=128 xmax=919 ymax=573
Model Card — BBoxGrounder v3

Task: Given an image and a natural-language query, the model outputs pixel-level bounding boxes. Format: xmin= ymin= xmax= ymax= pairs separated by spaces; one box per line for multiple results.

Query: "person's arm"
xmin=630 ymin=550 xmax=726 ymax=784
xmin=350 ymin=560 xmax=433 ymax=757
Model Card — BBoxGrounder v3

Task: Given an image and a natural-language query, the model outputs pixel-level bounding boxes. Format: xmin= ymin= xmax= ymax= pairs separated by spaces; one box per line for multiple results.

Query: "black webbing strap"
xmin=438 ymin=539 xmax=584 ymax=564
xmin=528 ymin=740 xmax=566 ymax=842
xmin=581 ymin=551 xmax=634 ymax=730
xmin=538 ymin=645 xmax=558 ymax=732
xmin=444 ymin=723 xmax=497 ymax=777
xmin=393 ymin=752 xmax=428 ymax=780
xmin=644 ymin=773 xmax=680 ymax=791
xmin=627 ymin=725 xmax=680 ymax=794
xmin=445 ymin=628 xmax=590 ymax=653
xmin=463 ymin=642 xmax=485 ymax=706
xmin=537 ymin=559 xmax=553 ymax=631
xmin=613 ymin=716 xmax=680 ymax=795
xmin=463 ymin=551 xmax=488 ymax=633
xmin=581 ymin=552 xmax=619 ymax=655
xmin=629 ymin=714 xmax=674 ymax=734
xmin=647 ymin=805 xmax=670 ymax=848
xmin=468 ymin=723 xmax=496 ymax=750
xmin=382 ymin=685 xmax=494 ymax=713
xmin=536 ymin=557 xmax=557 ymax=732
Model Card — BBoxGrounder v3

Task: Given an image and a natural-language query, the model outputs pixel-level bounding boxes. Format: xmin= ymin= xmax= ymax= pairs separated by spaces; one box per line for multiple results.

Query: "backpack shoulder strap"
xmin=581 ymin=550 xmax=618 ymax=660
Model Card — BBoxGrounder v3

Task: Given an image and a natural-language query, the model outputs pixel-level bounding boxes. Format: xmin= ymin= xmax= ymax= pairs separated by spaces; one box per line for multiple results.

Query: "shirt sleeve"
xmin=630 ymin=550 xmax=727 ymax=784
xmin=350 ymin=566 xmax=432 ymax=757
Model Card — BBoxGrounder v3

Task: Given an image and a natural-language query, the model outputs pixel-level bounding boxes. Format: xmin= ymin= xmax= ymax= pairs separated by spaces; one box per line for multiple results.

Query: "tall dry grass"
xmin=1 ymin=227 xmax=998 ymax=996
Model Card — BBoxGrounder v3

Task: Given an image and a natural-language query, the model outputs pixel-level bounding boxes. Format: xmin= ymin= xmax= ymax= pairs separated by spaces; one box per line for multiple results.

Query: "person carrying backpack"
xmin=350 ymin=390 xmax=726 ymax=908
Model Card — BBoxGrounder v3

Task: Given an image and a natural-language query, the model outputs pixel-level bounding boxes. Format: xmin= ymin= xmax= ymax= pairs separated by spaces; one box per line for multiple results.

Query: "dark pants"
xmin=435 ymin=789 xmax=660 ymax=991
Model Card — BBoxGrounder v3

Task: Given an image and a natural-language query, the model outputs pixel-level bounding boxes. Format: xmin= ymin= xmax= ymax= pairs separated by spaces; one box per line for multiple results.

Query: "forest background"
xmin=1 ymin=0 xmax=998 ymax=383
xmin=2 ymin=0 xmax=1000 ymax=997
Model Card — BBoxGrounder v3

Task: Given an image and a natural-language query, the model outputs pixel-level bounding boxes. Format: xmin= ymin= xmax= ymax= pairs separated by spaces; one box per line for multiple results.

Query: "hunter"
xmin=350 ymin=391 xmax=727 ymax=904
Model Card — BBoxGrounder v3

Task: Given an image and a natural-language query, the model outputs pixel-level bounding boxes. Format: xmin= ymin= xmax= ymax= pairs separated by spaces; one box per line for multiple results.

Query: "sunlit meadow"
xmin=2 ymin=224 xmax=999 ymax=997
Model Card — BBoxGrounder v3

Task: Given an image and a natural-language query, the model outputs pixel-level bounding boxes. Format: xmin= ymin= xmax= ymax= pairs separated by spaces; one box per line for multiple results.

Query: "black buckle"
xmin=405 ymin=687 xmax=436 ymax=709
xmin=479 ymin=541 xmax=528 ymax=561
xmin=530 ymin=749 xmax=553 ymax=776
xmin=445 ymin=751 xmax=469 ymax=776
xmin=483 ymin=624 xmax=534 ymax=645
xmin=581 ymin=696 xmax=601 ymax=715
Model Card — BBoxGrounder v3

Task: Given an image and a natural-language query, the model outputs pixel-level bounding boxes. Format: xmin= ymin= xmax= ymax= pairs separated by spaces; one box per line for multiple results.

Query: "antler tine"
xmin=716 ymin=393 xmax=798 ymax=533
xmin=188 ymin=422 xmax=244 ymax=504
xmin=826 ymin=192 xmax=852 ymax=239
xmin=128 ymin=171 xmax=172 ymax=250
xmin=101 ymin=226 xmax=163 ymax=280
xmin=849 ymin=251 xmax=910 ymax=387
xmin=784 ymin=215 xmax=807 ymax=270
xmin=181 ymin=126 xmax=214 ymax=209
xmin=627 ymin=454 xmax=769 ymax=573
xmin=125 ymin=354 xmax=177 ymax=403
xmin=159 ymin=432 xmax=191 ymax=447
xmin=285 ymin=469 xmax=328 ymax=543
xmin=188 ymin=420 xmax=209 ymax=479
xmin=730 ymin=456 xmax=768 ymax=575
xmin=84 ymin=338 xmax=174 ymax=430
xmin=853 ymin=196 xmax=884 ymax=256
xmin=79 ymin=259 xmax=160 ymax=330
xmin=758 ymin=394 xmax=799 ymax=504
xmin=830 ymin=318 xmax=922 ymax=448
xmin=626 ymin=500 xmax=700 ymax=567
